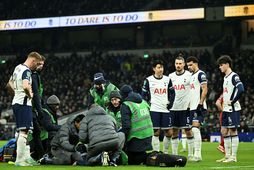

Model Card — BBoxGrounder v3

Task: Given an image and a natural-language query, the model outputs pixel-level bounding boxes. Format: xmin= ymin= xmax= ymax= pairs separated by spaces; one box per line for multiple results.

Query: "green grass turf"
xmin=0 ymin=140 xmax=254 ymax=170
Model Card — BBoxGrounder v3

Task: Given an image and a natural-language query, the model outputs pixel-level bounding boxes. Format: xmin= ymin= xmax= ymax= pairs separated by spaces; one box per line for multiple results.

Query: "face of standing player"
xmin=175 ymin=59 xmax=185 ymax=73
xmin=187 ymin=61 xmax=198 ymax=73
xmin=36 ymin=60 xmax=45 ymax=72
xmin=111 ymin=97 xmax=121 ymax=108
xmin=28 ymin=58 xmax=37 ymax=71
xmin=219 ymin=63 xmax=229 ymax=74
xmin=153 ymin=64 xmax=164 ymax=78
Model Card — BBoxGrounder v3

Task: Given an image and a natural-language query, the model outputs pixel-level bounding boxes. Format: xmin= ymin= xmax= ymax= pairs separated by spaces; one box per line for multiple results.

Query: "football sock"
xmin=171 ymin=137 xmax=179 ymax=155
xmin=231 ymin=135 xmax=239 ymax=158
xmin=224 ymin=136 xmax=231 ymax=158
xmin=16 ymin=132 xmax=28 ymax=163
xmin=163 ymin=136 xmax=171 ymax=154
xmin=192 ymin=127 xmax=202 ymax=158
xmin=152 ymin=136 xmax=160 ymax=152
xmin=187 ymin=136 xmax=194 ymax=157
xmin=181 ymin=133 xmax=187 ymax=150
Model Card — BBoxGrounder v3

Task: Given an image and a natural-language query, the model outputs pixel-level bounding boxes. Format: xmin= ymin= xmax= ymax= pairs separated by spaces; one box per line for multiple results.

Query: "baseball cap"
xmin=94 ymin=72 xmax=106 ymax=85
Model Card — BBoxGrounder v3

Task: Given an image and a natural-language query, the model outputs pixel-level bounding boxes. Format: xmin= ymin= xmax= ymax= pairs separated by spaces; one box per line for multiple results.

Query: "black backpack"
xmin=146 ymin=151 xmax=187 ymax=167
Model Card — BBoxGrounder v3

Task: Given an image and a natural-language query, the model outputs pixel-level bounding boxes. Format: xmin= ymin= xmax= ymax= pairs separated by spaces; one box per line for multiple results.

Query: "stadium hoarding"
xmin=0 ymin=8 xmax=204 ymax=31
xmin=61 ymin=8 xmax=204 ymax=27
xmin=60 ymin=12 xmax=146 ymax=27
xmin=0 ymin=17 xmax=59 ymax=31
xmin=225 ymin=4 xmax=254 ymax=17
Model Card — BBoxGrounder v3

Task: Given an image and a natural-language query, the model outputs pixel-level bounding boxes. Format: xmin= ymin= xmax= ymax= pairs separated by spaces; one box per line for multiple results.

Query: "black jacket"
xmin=31 ymin=71 xmax=43 ymax=117
xmin=120 ymin=92 xmax=153 ymax=152
xmin=40 ymin=105 xmax=61 ymax=140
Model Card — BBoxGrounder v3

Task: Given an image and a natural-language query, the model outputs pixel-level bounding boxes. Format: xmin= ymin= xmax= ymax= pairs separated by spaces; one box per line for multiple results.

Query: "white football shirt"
xmin=223 ymin=72 xmax=242 ymax=112
xmin=147 ymin=75 xmax=171 ymax=113
xmin=169 ymin=70 xmax=191 ymax=111
xmin=11 ymin=64 xmax=32 ymax=106
xmin=189 ymin=70 xmax=207 ymax=110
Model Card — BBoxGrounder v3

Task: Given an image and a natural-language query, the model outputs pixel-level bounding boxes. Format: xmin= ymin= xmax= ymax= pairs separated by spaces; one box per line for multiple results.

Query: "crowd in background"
xmin=0 ymin=48 xmax=254 ymax=140
xmin=0 ymin=32 xmax=222 ymax=55
xmin=1 ymin=0 xmax=254 ymax=20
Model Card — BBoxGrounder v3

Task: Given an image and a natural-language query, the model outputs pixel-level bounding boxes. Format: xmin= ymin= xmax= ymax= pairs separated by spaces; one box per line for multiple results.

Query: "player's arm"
xmin=6 ymin=76 xmax=15 ymax=95
xmin=167 ymin=78 xmax=175 ymax=110
xmin=200 ymin=83 xmax=208 ymax=104
xmin=230 ymin=74 xmax=244 ymax=105
xmin=215 ymin=94 xmax=223 ymax=112
xmin=141 ymin=79 xmax=150 ymax=102
xmin=198 ymin=72 xmax=208 ymax=105
xmin=22 ymin=70 xmax=33 ymax=99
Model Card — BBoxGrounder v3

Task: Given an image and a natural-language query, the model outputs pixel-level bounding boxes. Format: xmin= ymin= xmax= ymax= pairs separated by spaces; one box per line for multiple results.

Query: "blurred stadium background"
xmin=0 ymin=0 xmax=254 ymax=142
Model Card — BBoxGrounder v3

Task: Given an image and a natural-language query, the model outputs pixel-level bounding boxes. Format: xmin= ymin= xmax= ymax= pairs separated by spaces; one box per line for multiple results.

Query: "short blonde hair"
xmin=28 ymin=52 xmax=43 ymax=60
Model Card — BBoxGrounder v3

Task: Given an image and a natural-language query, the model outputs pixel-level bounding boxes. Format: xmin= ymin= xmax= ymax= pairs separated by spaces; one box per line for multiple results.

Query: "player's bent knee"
xmin=221 ymin=128 xmax=228 ymax=136
xmin=164 ymin=129 xmax=173 ymax=137
xmin=154 ymin=129 xmax=160 ymax=136
xmin=192 ymin=122 xmax=200 ymax=128
xmin=185 ymin=129 xmax=192 ymax=137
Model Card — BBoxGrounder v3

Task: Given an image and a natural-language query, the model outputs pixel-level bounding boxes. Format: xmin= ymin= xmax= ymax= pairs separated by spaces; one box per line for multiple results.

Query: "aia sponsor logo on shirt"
xmin=173 ymin=84 xmax=185 ymax=90
xmin=154 ymin=88 xmax=167 ymax=94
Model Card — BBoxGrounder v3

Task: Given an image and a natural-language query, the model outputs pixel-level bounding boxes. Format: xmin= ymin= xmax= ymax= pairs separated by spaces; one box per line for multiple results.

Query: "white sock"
xmin=187 ymin=137 xmax=194 ymax=157
xmin=181 ymin=133 xmax=187 ymax=150
xmin=224 ymin=136 xmax=231 ymax=158
xmin=192 ymin=127 xmax=202 ymax=158
xmin=163 ymin=136 xmax=171 ymax=154
xmin=25 ymin=145 xmax=32 ymax=160
xmin=16 ymin=132 xmax=28 ymax=163
xmin=231 ymin=135 xmax=239 ymax=158
xmin=152 ymin=136 xmax=160 ymax=152
xmin=171 ymin=137 xmax=179 ymax=155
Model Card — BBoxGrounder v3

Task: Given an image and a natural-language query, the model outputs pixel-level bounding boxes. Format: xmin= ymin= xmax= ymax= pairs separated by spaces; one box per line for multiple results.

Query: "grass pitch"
xmin=0 ymin=140 xmax=253 ymax=170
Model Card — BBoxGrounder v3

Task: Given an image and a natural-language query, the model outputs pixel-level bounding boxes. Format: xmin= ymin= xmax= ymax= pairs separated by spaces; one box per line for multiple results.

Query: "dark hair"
xmin=152 ymin=60 xmax=164 ymax=68
xmin=186 ymin=56 xmax=199 ymax=63
xmin=217 ymin=55 xmax=232 ymax=67
xmin=74 ymin=114 xmax=85 ymax=123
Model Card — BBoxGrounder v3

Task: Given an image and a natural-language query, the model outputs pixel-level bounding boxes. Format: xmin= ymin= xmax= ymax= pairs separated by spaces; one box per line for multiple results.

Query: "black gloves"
xmin=75 ymin=142 xmax=87 ymax=153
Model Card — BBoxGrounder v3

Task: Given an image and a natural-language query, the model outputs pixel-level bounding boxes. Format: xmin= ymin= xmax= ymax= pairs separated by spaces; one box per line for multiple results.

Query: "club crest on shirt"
xmin=201 ymin=74 xmax=206 ymax=81
xmin=234 ymin=76 xmax=240 ymax=82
